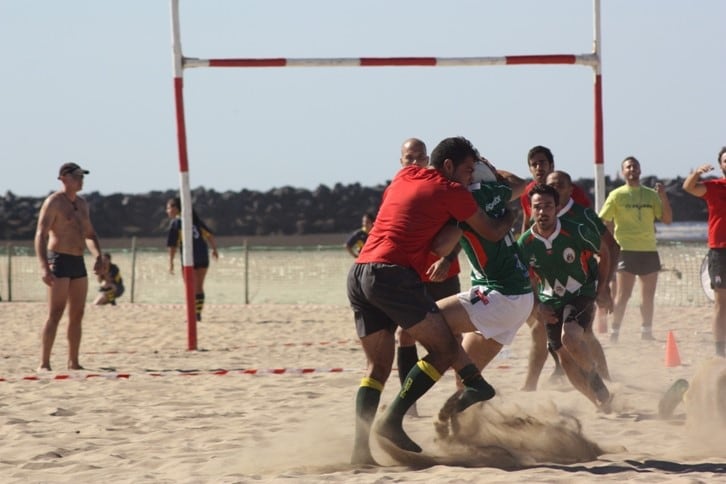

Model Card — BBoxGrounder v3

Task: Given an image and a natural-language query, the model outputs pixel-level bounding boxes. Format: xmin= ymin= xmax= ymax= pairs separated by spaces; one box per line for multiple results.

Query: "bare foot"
xmin=37 ymin=366 xmax=52 ymax=372
xmin=68 ymin=364 xmax=85 ymax=371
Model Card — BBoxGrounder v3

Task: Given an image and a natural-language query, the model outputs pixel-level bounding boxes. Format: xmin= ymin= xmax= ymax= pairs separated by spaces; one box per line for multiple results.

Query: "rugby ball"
xmin=472 ymin=160 xmax=497 ymax=183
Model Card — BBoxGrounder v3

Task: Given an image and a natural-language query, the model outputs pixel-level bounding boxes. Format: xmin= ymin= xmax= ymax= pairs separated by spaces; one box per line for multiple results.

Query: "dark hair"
xmin=103 ymin=252 xmax=112 ymax=260
xmin=363 ymin=212 xmax=375 ymax=222
xmin=621 ymin=156 xmax=639 ymax=168
xmin=168 ymin=197 xmax=203 ymax=227
xmin=527 ymin=145 xmax=554 ymax=165
xmin=430 ymin=136 xmax=478 ymax=170
xmin=528 ymin=183 xmax=559 ymax=207
xmin=718 ymin=147 xmax=726 ymax=163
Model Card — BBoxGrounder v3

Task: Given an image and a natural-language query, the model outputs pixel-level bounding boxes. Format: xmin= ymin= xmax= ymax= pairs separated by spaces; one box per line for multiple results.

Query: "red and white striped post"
xmin=168 ymin=0 xmax=605 ymax=348
xmin=170 ymin=0 xmax=197 ymax=350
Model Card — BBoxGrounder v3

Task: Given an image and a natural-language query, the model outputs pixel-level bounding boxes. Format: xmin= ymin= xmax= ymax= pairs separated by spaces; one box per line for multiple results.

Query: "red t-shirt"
xmin=357 ymin=166 xmax=477 ymax=278
xmin=520 ymin=180 xmax=591 ymax=220
xmin=703 ymin=178 xmax=726 ymax=248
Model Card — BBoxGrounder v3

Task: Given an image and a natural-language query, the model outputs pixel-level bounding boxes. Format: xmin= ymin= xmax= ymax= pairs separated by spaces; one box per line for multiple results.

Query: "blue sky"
xmin=1 ymin=0 xmax=724 ymax=197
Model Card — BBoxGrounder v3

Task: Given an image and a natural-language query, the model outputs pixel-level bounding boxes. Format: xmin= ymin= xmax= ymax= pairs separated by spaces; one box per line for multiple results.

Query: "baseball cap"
xmin=58 ymin=162 xmax=90 ymax=178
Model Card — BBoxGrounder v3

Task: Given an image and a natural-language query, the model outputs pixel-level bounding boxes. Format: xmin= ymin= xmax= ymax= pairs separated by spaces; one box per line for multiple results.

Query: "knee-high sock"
xmin=352 ymin=377 xmax=383 ymax=457
xmin=386 ymin=360 xmax=440 ymax=420
xmin=195 ymin=292 xmax=205 ymax=320
xmin=397 ymin=345 xmax=419 ymax=387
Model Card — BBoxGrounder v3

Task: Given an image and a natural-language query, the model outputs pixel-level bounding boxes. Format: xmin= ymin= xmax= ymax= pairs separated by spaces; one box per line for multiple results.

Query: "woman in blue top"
xmin=166 ymin=197 xmax=219 ymax=321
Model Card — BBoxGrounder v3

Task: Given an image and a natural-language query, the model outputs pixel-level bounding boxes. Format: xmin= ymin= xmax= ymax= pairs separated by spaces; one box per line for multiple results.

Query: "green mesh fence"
xmin=0 ymin=241 xmax=712 ymax=307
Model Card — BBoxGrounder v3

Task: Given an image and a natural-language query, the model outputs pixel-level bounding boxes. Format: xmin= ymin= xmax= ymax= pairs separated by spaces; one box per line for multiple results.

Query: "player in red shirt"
xmin=519 ymin=145 xmax=591 ymax=235
xmin=348 ymin=136 xmax=513 ymax=464
xmin=683 ymin=146 xmax=726 ymax=358
xmin=395 ymin=138 xmax=462 ymax=418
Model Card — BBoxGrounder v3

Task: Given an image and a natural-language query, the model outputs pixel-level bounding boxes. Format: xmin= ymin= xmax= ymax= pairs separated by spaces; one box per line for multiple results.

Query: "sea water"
xmin=656 ymin=221 xmax=708 ymax=242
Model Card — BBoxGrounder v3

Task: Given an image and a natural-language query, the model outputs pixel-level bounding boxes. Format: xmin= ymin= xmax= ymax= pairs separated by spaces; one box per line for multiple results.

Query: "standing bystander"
xmin=34 ymin=162 xmax=106 ymax=371
xmin=345 ymin=213 xmax=374 ymax=258
xmin=166 ymin=197 xmax=219 ymax=322
xmin=598 ymin=156 xmax=672 ymax=342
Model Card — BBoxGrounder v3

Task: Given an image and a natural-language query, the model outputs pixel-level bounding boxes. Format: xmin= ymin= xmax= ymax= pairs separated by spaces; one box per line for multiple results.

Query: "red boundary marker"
xmin=0 ymin=368 xmax=356 ymax=382
xmin=0 ymin=364 xmax=512 ymax=382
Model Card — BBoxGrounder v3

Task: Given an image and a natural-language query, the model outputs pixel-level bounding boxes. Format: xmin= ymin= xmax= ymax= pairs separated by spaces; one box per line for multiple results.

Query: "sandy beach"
xmin=1 ymin=301 xmax=724 ymax=483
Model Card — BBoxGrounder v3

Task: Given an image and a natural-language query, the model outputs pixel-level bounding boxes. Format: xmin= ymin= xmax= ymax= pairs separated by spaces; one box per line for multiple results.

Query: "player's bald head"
xmin=400 ymin=138 xmax=429 ymax=168
xmin=401 ymin=138 xmax=426 ymax=154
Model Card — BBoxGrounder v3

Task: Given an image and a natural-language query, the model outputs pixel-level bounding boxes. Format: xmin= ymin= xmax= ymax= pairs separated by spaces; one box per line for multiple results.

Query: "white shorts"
xmin=456 ymin=286 xmax=534 ymax=346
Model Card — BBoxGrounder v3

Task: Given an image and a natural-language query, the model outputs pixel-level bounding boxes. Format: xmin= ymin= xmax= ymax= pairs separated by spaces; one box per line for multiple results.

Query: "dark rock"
xmin=0 ymin=176 xmax=710 ymax=241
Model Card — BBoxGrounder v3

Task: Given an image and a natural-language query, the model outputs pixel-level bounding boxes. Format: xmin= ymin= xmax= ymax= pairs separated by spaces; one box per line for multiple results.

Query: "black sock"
xmin=397 ymin=345 xmax=419 ymax=387
xmin=456 ymin=363 xmax=495 ymax=411
xmin=457 ymin=363 xmax=482 ymax=387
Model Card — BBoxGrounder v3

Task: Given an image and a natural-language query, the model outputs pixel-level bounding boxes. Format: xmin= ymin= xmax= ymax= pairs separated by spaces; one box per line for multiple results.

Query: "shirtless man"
xmin=35 ymin=162 xmax=105 ymax=371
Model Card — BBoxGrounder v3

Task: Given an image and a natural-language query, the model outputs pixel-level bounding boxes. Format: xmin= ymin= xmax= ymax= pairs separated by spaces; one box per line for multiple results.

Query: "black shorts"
xmin=546 ymin=295 xmax=595 ymax=351
xmin=707 ymin=248 xmax=726 ymax=289
xmin=48 ymin=252 xmax=87 ymax=279
xmin=347 ymin=263 xmax=439 ymax=338
xmin=425 ymin=275 xmax=461 ymax=301
xmin=194 ymin=251 xmax=210 ymax=269
xmin=178 ymin=252 xmax=210 ymax=269
xmin=617 ymin=250 xmax=661 ymax=276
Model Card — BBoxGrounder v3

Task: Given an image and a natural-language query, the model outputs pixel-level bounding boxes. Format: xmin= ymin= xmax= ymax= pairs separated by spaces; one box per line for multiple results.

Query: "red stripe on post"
xmin=505 ymin=54 xmax=577 ymax=65
xmin=360 ymin=57 xmax=437 ymax=66
xmin=182 ymin=266 xmax=197 ymax=350
xmin=173 ymin=77 xmax=189 ymax=173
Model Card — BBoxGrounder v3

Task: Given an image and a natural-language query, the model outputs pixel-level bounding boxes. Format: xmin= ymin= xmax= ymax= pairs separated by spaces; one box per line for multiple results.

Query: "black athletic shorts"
xmin=347 ymin=263 xmax=439 ymax=338
xmin=546 ymin=295 xmax=595 ymax=351
xmin=48 ymin=252 xmax=87 ymax=279
xmin=617 ymin=250 xmax=661 ymax=276
xmin=707 ymin=248 xmax=726 ymax=289
xmin=425 ymin=274 xmax=461 ymax=301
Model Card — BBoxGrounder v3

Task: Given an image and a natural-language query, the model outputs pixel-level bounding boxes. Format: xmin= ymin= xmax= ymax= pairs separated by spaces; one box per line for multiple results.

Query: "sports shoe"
xmin=658 ymin=378 xmax=689 ymax=419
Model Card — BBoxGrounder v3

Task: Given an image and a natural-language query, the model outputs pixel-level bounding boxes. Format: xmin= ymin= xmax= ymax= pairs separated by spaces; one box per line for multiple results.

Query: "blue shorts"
xmin=48 ymin=252 xmax=87 ymax=279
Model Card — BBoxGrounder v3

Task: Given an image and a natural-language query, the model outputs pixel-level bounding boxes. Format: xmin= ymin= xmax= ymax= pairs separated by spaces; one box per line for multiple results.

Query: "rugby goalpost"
xmin=169 ymin=0 xmax=606 ymax=350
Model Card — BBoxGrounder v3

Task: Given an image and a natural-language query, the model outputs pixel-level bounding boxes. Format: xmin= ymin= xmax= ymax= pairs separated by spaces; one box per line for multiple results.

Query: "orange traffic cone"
xmin=664 ymin=330 xmax=682 ymax=368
